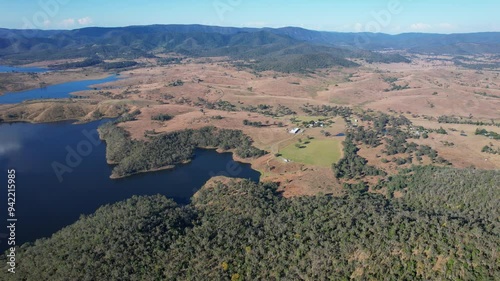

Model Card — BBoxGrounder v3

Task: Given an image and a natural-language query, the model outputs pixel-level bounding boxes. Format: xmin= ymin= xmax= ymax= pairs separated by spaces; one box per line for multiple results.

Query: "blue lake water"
xmin=0 ymin=65 xmax=48 ymax=73
xmin=0 ymin=120 xmax=260 ymax=251
xmin=0 ymin=75 xmax=118 ymax=104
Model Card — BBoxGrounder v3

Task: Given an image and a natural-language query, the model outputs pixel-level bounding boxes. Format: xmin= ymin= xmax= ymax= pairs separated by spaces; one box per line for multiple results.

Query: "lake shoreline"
xmin=98 ymin=124 xmax=266 ymax=180
xmin=0 ymin=120 xmax=260 ymax=251
xmin=110 ymin=164 xmax=179 ymax=179
xmin=107 ymin=146 xmax=261 ymax=180
xmin=0 ymin=68 xmax=113 ymax=96
xmin=0 ymin=73 xmax=118 ymax=99
xmin=0 ymin=100 xmax=125 ymax=124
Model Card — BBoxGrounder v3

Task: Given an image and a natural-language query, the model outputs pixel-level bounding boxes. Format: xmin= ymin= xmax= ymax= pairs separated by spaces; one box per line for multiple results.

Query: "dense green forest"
xmin=102 ymin=61 xmax=139 ymax=70
xmin=98 ymin=123 xmax=266 ymax=178
xmin=50 ymin=57 xmax=139 ymax=70
xmin=50 ymin=57 xmax=103 ymax=69
xmin=1 ymin=166 xmax=498 ymax=280
xmin=332 ymin=135 xmax=386 ymax=179
xmin=241 ymin=104 xmax=296 ymax=117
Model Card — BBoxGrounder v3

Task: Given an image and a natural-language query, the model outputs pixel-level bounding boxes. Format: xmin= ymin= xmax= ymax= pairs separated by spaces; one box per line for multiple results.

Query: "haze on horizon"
xmin=0 ymin=0 xmax=499 ymax=35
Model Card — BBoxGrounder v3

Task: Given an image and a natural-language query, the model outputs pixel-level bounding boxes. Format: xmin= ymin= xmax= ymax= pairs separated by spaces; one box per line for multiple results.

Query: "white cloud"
xmin=410 ymin=23 xmax=432 ymax=31
xmin=77 ymin=17 xmax=93 ymax=25
xmin=59 ymin=17 xmax=92 ymax=28
xmin=353 ymin=23 xmax=363 ymax=32
xmin=61 ymin=18 xmax=75 ymax=27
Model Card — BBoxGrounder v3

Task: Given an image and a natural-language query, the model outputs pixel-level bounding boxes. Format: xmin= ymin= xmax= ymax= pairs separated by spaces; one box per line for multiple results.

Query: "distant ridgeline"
xmin=1 ymin=166 xmax=498 ymax=280
xmin=2 ymin=25 xmax=499 ymax=72
xmin=0 ymin=25 xmax=415 ymax=73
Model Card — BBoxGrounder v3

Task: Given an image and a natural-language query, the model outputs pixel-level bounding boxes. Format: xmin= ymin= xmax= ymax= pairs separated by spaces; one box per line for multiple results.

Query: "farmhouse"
xmin=289 ymin=128 xmax=300 ymax=134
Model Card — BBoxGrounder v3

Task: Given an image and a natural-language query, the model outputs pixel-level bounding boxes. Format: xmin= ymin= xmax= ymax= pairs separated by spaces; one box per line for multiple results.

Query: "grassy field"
xmin=280 ymin=139 xmax=342 ymax=167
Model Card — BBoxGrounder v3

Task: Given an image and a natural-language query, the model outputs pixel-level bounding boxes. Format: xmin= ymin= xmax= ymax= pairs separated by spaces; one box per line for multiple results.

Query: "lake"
xmin=0 ymin=120 xmax=260 ymax=251
xmin=0 ymin=75 xmax=119 ymax=104
xmin=0 ymin=65 xmax=48 ymax=73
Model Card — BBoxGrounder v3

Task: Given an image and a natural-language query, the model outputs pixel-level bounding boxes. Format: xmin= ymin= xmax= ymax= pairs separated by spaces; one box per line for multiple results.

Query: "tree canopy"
xmin=2 ymin=166 xmax=498 ymax=280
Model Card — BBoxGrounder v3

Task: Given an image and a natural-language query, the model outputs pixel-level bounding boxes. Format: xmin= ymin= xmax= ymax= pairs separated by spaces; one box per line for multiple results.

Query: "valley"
xmin=0 ymin=22 xmax=498 ymax=280
xmin=1 ymin=52 xmax=497 ymax=197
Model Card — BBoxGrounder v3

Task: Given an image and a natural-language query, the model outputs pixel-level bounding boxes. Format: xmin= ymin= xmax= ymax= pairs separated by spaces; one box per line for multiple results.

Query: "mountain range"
xmin=1 ymin=24 xmax=499 ymax=72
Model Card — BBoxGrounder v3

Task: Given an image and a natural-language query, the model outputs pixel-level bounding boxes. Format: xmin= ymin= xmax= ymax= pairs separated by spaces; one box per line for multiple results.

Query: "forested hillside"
xmin=268 ymin=27 xmax=500 ymax=54
xmin=2 ymin=25 xmax=499 ymax=57
xmin=2 ymin=166 xmax=498 ymax=280
xmin=0 ymin=25 xmax=409 ymax=72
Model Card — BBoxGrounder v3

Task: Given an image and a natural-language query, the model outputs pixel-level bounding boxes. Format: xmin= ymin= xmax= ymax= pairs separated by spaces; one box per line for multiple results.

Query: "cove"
xmin=0 ymin=75 xmax=118 ymax=104
xmin=0 ymin=120 xmax=260 ymax=251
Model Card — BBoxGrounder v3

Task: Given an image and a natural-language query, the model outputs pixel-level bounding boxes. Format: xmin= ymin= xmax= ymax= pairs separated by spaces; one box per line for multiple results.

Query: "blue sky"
xmin=0 ymin=0 xmax=498 ymax=34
